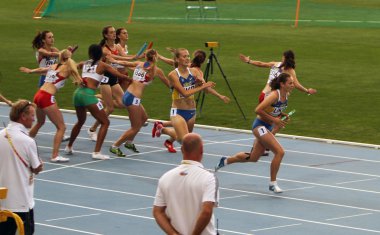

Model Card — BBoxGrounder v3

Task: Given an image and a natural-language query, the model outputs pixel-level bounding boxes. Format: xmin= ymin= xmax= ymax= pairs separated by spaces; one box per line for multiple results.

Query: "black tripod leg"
xmin=211 ymin=54 xmax=247 ymax=120
xmin=196 ymin=55 xmax=212 ymax=117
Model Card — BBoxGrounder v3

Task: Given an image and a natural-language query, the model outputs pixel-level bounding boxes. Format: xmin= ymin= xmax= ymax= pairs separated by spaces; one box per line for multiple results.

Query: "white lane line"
xmin=126 ymin=207 xmax=152 ymax=212
xmin=220 ymin=187 xmax=380 ymax=213
xmin=218 ymin=228 xmax=253 ymax=235
xmin=37 ymin=144 xmax=380 ymax=195
xmin=251 ymin=223 xmax=303 ymax=232
xmin=37 ymin=179 xmax=155 ymax=198
xmin=220 ymin=195 xmax=249 ymax=200
xmin=220 ymin=207 xmax=380 ymax=234
xmin=36 ymin=222 xmax=103 ymax=235
xmin=325 ymin=213 xmax=374 ymax=221
xmin=36 ymin=198 xmax=154 ymax=220
xmin=336 ymin=178 xmax=378 ymax=185
xmin=45 ymin=213 xmax=101 ymax=222
xmin=282 ymin=186 xmax=316 ymax=192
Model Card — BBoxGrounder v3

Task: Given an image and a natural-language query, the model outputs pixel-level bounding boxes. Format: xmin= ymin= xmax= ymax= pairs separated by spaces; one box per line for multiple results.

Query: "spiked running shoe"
xmin=92 ymin=152 xmax=110 ymax=160
xmin=109 ymin=146 xmax=126 ymax=157
xmin=124 ymin=142 xmax=139 ymax=153
xmin=87 ymin=128 xmax=97 ymax=142
xmin=164 ymin=140 xmax=176 ymax=153
xmin=269 ymin=184 xmax=283 ymax=193
xmin=152 ymin=121 xmax=163 ymax=138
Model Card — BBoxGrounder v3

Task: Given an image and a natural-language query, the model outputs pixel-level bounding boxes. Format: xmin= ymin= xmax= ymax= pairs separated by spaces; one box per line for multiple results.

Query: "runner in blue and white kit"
xmin=215 ymin=73 xmax=295 ymax=193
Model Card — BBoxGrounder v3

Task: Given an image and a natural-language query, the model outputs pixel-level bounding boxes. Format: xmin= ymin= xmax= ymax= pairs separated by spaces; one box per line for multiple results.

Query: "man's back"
xmin=155 ymin=160 xmax=218 ymax=235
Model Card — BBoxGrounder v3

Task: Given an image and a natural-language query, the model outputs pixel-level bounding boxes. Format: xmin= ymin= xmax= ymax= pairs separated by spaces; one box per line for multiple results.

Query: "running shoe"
xmin=62 ymin=135 xmax=70 ymax=142
xmin=152 ymin=121 xmax=163 ymax=138
xmin=215 ymin=156 xmax=227 ymax=172
xmin=64 ymin=146 xmax=73 ymax=155
xmin=50 ymin=156 xmax=70 ymax=163
xmin=87 ymin=128 xmax=97 ymax=142
xmin=164 ymin=140 xmax=176 ymax=153
xmin=269 ymin=184 xmax=283 ymax=193
xmin=92 ymin=152 xmax=110 ymax=160
xmin=109 ymin=146 xmax=126 ymax=157
xmin=124 ymin=142 xmax=139 ymax=153
xmin=143 ymin=122 xmax=149 ymax=127
xmin=155 ymin=123 xmax=163 ymax=137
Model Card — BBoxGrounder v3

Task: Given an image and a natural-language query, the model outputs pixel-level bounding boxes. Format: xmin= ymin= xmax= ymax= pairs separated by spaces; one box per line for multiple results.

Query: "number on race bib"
xmin=96 ymin=101 xmax=104 ymax=110
xmin=170 ymin=108 xmax=177 ymax=117
xmin=101 ymin=76 xmax=109 ymax=83
xmin=258 ymin=126 xmax=268 ymax=136
xmin=132 ymin=97 xmax=141 ymax=106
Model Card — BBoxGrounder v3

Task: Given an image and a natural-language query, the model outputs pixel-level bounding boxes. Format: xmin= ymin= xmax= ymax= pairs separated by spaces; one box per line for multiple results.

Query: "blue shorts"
xmin=38 ymin=75 xmax=46 ymax=87
xmin=122 ymin=91 xmax=141 ymax=107
xmin=252 ymin=118 xmax=273 ymax=132
xmin=170 ymin=108 xmax=196 ymax=122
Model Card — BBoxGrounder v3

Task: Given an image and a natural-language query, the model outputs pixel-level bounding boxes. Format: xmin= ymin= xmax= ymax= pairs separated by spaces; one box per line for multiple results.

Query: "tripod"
xmin=196 ymin=48 xmax=247 ymax=120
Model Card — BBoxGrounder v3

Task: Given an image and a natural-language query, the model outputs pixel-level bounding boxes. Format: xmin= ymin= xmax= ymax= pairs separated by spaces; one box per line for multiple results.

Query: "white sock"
xmin=270 ymin=181 xmax=277 ymax=186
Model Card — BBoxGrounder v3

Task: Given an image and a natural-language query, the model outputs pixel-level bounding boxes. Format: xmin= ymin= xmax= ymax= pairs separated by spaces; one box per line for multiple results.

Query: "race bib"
xmin=258 ymin=126 xmax=268 ymax=136
xmin=132 ymin=97 xmax=141 ymax=106
xmin=170 ymin=108 xmax=177 ymax=117
xmin=96 ymin=100 xmax=104 ymax=110
xmin=101 ymin=76 xmax=109 ymax=83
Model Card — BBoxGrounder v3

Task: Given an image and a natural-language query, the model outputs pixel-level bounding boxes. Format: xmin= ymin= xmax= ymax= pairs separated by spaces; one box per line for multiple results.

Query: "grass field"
xmin=0 ymin=0 xmax=379 ymax=145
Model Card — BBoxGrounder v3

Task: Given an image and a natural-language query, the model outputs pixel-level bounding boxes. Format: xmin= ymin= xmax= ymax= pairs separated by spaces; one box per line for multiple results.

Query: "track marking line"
xmin=251 ymin=223 xmax=303 ymax=232
xmin=325 ymin=212 xmax=374 ymax=221
xmin=45 ymin=213 xmax=101 ymax=222
xmin=36 ymin=222 xmax=103 ymax=235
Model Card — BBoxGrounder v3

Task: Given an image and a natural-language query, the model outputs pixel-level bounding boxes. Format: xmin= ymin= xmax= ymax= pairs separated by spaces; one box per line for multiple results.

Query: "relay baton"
xmin=147 ymin=41 xmax=154 ymax=50
xmin=281 ymin=109 xmax=296 ymax=121
xmin=70 ymin=45 xmax=78 ymax=54
xmin=136 ymin=42 xmax=148 ymax=57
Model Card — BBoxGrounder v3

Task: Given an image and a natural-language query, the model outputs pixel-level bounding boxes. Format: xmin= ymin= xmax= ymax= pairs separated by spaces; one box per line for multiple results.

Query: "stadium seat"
xmin=201 ymin=0 xmax=218 ymax=19
xmin=185 ymin=0 xmax=202 ymax=20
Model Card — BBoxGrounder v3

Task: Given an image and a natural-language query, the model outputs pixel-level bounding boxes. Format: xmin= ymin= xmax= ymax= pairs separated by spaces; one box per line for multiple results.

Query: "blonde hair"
xmin=59 ymin=49 xmax=82 ymax=85
xmin=166 ymin=47 xmax=187 ymax=68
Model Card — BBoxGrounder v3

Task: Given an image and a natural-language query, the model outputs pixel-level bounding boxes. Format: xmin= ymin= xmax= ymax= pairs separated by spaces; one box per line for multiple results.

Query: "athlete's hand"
xmin=19 ymin=67 xmax=32 ymax=74
xmin=273 ymin=117 xmax=287 ymax=129
xmin=239 ymin=54 xmax=249 ymax=63
xmin=204 ymin=81 xmax=216 ymax=88
xmin=307 ymin=88 xmax=317 ymax=95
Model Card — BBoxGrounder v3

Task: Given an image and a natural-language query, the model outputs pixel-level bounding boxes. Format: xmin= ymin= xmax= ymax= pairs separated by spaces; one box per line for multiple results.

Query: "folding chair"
xmin=201 ymin=0 xmax=219 ymax=19
xmin=185 ymin=0 xmax=202 ymax=20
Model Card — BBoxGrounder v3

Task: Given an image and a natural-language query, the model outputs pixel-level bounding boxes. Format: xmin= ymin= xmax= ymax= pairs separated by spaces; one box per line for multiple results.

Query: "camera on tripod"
xmin=205 ymin=42 xmax=219 ymax=48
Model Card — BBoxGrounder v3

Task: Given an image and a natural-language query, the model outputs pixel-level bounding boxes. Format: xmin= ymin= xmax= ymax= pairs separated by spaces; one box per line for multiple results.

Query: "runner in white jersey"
xmin=65 ymin=44 xmax=131 ymax=160
xmin=32 ymin=31 xmax=75 ymax=87
xmin=87 ymin=26 xmax=138 ymax=142
xmin=239 ymin=50 xmax=317 ymax=103
xmin=19 ymin=49 xmax=82 ymax=163
xmin=107 ymin=49 xmax=171 ymax=157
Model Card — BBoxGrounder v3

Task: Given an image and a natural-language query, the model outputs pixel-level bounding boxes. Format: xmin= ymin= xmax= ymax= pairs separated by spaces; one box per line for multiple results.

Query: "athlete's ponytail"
xmin=32 ymin=30 xmax=51 ymax=49
xmin=280 ymin=50 xmax=295 ymax=69
xmin=59 ymin=49 xmax=82 ymax=85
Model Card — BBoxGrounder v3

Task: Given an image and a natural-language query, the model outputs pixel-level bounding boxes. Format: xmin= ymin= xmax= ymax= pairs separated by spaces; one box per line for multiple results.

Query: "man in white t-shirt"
xmin=0 ymin=100 xmax=43 ymax=235
xmin=153 ymin=133 xmax=219 ymax=235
